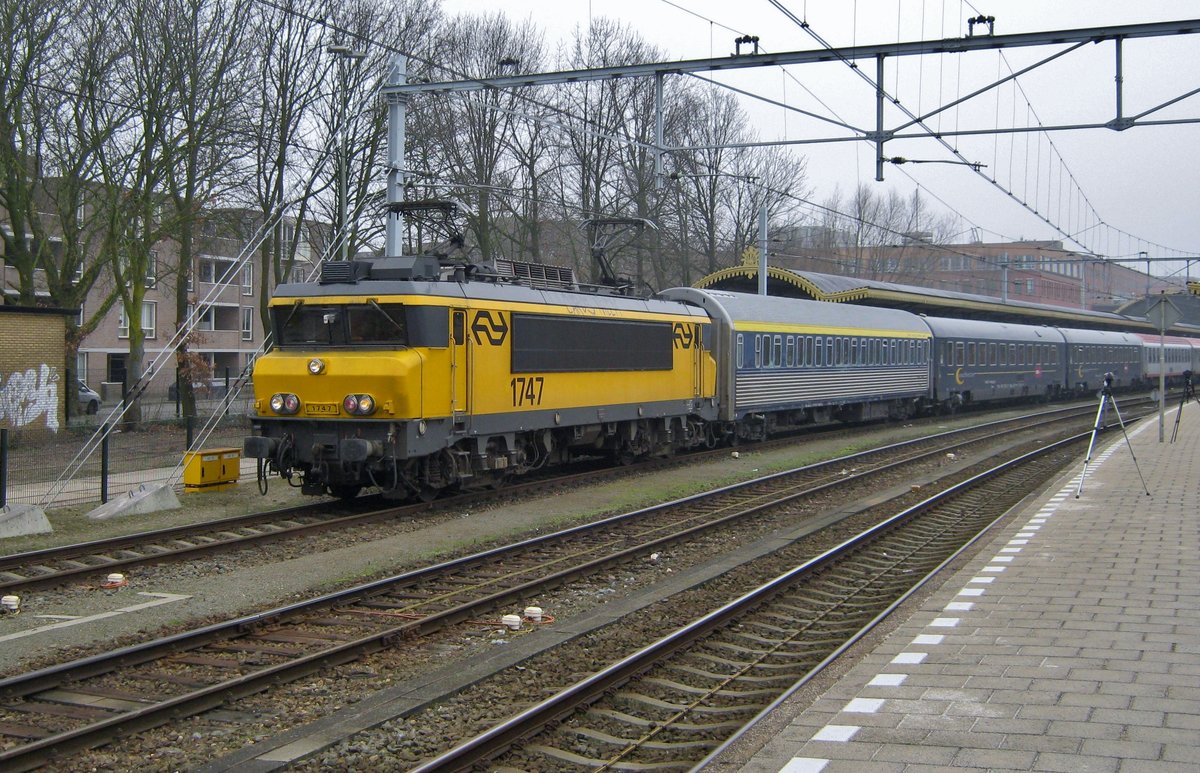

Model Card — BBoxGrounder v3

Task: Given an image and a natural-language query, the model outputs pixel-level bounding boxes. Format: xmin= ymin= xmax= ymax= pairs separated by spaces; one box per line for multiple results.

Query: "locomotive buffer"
xmin=1170 ymin=369 xmax=1199 ymax=443
xmin=1075 ymin=372 xmax=1150 ymax=498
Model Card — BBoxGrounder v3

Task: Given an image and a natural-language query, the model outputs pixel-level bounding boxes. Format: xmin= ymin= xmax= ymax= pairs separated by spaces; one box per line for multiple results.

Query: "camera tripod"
xmin=1075 ymin=373 xmax=1150 ymax=498
xmin=1170 ymin=370 xmax=1198 ymax=444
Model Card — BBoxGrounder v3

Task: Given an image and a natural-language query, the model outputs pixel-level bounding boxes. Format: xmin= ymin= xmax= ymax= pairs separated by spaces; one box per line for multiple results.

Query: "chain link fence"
xmin=1 ymin=397 xmax=253 ymax=510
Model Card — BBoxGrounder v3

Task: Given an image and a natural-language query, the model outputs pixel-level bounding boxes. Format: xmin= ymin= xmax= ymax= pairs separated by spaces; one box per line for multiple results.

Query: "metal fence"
xmin=1 ymin=398 xmax=253 ymax=510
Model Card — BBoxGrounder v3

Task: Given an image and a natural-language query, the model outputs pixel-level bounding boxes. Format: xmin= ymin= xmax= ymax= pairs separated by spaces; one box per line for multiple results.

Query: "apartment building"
xmin=3 ymin=209 xmax=323 ymax=401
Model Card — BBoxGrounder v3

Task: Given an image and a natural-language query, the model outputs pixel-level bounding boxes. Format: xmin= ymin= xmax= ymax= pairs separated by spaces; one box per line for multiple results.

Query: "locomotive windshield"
xmin=274 ymin=302 xmax=408 ymax=347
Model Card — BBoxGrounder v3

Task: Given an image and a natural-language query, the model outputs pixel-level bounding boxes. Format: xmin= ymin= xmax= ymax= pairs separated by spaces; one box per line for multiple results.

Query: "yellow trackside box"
xmin=183 ymin=447 xmax=241 ymax=490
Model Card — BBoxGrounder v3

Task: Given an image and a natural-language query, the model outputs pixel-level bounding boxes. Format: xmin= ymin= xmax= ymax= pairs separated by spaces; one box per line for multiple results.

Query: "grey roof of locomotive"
xmin=271 ymin=278 xmax=711 ymax=319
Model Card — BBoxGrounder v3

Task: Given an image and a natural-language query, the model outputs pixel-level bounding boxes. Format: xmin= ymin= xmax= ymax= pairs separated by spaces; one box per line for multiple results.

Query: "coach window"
xmin=967 ymin=342 xmax=976 ymax=367
xmin=736 ymin=334 xmax=744 ymax=368
xmin=754 ymin=334 xmax=762 ymax=368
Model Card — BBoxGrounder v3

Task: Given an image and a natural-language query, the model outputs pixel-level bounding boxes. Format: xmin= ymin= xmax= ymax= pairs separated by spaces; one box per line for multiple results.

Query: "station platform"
xmin=710 ymin=400 xmax=1200 ymax=773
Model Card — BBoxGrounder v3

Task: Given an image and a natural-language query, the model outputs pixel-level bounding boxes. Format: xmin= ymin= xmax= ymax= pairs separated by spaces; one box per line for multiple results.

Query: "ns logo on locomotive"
xmin=243 ymin=254 xmax=1194 ymax=500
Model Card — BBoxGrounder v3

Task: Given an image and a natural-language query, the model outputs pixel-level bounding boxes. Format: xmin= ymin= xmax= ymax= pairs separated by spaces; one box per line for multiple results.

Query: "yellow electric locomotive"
xmin=244 ymin=256 xmax=717 ymax=499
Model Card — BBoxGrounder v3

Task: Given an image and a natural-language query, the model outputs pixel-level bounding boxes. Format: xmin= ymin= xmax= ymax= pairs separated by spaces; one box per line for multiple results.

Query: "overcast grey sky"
xmin=440 ymin=1 xmax=1200 ymax=276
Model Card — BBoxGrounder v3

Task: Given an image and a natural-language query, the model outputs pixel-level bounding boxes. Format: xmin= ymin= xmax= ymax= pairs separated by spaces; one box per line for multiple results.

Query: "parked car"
xmin=77 ymin=379 xmax=101 ymax=415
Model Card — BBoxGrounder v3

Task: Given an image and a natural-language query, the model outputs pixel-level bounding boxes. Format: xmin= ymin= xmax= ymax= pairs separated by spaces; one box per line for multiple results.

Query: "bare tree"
xmin=414 ymin=12 xmax=544 ymax=261
xmin=555 ymin=18 xmax=659 ymax=283
xmin=0 ymin=0 xmax=128 ymax=370
xmin=245 ymin=0 xmax=328 ymax=336
xmin=0 ymin=0 xmax=68 ymax=306
xmin=315 ymin=0 xmax=441 ymax=260
xmin=160 ymin=0 xmax=254 ymax=416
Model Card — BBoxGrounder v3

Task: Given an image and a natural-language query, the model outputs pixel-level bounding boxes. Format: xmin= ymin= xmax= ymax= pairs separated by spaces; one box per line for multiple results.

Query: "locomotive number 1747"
xmin=510 ymin=376 xmax=545 ymax=407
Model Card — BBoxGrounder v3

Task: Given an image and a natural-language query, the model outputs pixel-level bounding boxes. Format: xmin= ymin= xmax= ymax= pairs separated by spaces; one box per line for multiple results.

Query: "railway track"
xmin=0 ymin=401 xmax=1123 ymax=595
xmin=0 ymin=404 xmax=1142 ymax=770
xmin=413 ymin=432 xmax=1090 ymax=772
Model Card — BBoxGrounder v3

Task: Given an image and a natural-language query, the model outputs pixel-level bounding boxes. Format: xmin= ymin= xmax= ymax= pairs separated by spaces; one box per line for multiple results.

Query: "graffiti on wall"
xmin=0 ymin=364 xmax=60 ymax=432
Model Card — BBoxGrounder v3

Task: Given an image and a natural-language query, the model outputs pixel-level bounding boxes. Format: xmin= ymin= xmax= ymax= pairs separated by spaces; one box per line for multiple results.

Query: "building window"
xmin=199 ymin=258 xmax=215 ymax=283
xmin=242 ymin=263 xmax=253 ymax=295
xmin=242 ymin=307 xmax=254 ymax=340
xmin=124 ymin=301 xmax=157 ymax=338
xmin=197 ymin=306 xmax=215 ymax=331
xmin=145 ymin=250 xmax=158 ymax=288
xmin=144 ymin=301 xmax=156 ymax=338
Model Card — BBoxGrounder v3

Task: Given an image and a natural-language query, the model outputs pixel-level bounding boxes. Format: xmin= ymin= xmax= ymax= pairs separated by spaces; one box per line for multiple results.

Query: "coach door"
xmin=451 ymin=310 xmax=470 ymax=424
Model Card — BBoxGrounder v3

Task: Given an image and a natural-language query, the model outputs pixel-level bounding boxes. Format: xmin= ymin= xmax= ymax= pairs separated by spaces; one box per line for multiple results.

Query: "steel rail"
xmin=412 ymin=431 xmax=1093 ymax=771
xmin=0 ymin=403 xmax=1106 ymax=594
xmin=0 ymin=406 xmax=1133 ymax=769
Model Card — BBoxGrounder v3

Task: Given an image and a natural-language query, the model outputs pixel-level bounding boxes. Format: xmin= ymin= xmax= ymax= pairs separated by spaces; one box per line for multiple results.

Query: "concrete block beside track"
xmin=86 ymin=483 xmax=181 ymax=520
xmin=0 ymin=504 xmax=52 ymax=538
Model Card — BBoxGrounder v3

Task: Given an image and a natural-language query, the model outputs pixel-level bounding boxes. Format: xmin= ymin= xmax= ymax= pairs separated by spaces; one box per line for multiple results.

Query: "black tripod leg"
xmin=1075 ymin=394 xmax=1109 ymax=498
xmin=1106 ymin=396 xmax=1152 ymax=497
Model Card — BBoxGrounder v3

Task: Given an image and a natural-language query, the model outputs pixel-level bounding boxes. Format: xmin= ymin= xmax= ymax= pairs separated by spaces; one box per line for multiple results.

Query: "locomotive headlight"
xmin=342 ymin=394 xmax=376 ymax=415
xmin=307 ymin=358 xmax=325 ymax=375
xmin=270 ymin=393 xmax=285 ymax=412
xmin=270 ymin=393 xmax=301 ymax=414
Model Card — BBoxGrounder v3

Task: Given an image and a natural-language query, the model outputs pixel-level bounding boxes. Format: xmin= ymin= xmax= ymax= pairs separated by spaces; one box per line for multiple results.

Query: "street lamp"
xmin=328 ymin=43 xmax=367 ymax=262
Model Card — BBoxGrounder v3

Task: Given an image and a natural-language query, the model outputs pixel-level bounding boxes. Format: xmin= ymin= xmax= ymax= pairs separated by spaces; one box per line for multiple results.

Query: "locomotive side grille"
xmin=736 ymin=367 xmax=929 ymax=408
xmin=320 ymin=261 xmax=357 ymax=284
xmin=494 ymin=258 xmax=576 ymax=290
xmin=316 ymin=261 xmax=362 ymax=285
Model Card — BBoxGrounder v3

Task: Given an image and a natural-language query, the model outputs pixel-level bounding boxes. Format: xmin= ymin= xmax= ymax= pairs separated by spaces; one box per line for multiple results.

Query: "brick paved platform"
xmin=709 ymin=401 xmax=1200 ymax=773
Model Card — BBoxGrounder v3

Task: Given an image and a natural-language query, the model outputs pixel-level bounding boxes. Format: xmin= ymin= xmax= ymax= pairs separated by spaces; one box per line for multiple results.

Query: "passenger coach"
xmin=1060 ymin=328 xmax=1142 ymax=392
xmin=924 ymin=318 xmax=1066 ymax=407
xmin=660 ymin=288 xmax=932 ymax=435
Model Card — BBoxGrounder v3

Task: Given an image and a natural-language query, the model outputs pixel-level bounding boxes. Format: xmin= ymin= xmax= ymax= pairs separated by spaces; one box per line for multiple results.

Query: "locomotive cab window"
xmin=275 ymin=303 xmax=408 ymax=347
